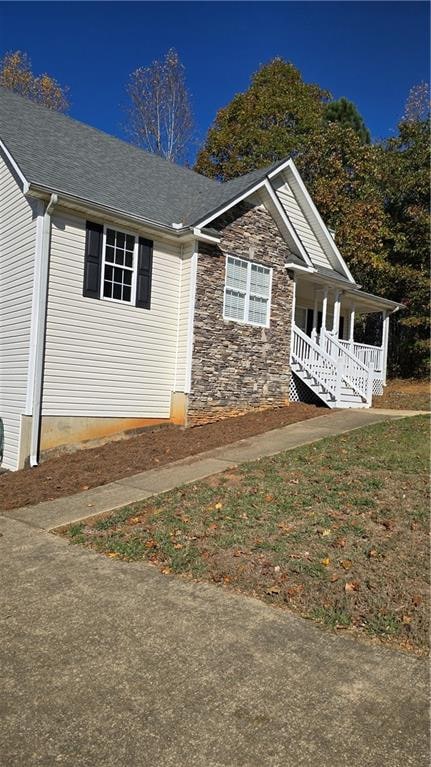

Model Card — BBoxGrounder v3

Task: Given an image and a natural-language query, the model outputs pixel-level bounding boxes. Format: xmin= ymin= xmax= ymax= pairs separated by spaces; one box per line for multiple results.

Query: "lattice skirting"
xmin=289 ymin=373 xmax=326 ymax=406
xmin=372 ymin=378 xmax=384 ymax=396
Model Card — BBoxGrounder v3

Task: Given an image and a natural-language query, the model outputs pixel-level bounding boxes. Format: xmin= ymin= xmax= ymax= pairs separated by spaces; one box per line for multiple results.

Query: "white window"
xmin=101 ymin=227 xmax=137 ymax=304
xmin=224 ymin=256 xmax=272 ymax=327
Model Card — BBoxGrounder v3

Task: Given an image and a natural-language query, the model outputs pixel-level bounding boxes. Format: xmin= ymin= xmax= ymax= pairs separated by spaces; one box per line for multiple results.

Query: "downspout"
xmin=29 ymin=193 xmax=58 ymax=467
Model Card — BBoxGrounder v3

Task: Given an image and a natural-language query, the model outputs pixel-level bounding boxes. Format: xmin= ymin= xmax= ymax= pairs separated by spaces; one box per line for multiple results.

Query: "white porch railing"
xmin=291 ymin=325 xmax=339 ymax=401
xmin=320 ymin=330 xmax=373 ymax=403
xmin=338 ymin=340 xmax=383 ymax=374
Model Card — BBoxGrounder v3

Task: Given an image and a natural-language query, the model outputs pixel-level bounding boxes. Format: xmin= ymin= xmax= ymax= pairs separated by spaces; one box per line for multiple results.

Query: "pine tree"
xmin=324 ymin=97 xmax=370 ymax=144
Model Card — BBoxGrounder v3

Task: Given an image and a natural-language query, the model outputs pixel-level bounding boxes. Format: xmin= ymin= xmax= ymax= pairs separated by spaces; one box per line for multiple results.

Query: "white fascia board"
xmin=282 ymin=158 xmax=356 ymax=284
xmin=192 ymin=227 xmax=221 ymax=244
xmin=263 ymin=180 xmax=313 ymax=268
xmin=0 ymin=139 xmax=29 ymax=193
xmin=285 ymin=262 xmax=317 ymax=274
xmin=26 ymin=184 xmax=189 ymax=243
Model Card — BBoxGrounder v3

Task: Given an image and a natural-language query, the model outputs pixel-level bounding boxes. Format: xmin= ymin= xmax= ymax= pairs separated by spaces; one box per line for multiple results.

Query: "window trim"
xmin=223 ymin=254 xmax=273 ymax=328
xmin=100 ymin=224 xmax=138 ymax=306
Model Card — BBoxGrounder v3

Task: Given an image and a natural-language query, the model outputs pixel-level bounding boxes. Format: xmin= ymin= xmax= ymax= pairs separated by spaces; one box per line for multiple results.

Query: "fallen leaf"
xmin=214 ymin=502 xmax=223 ymax=510
xmin=340 ymin=559 xmax=352 ymax=570
xmin=321 ymin=557 xmax=331 ymax=566
xmin=145 ymin=539 xmax=157 ymax=549
xmin=330 ymin=574 xmax=339 ymax=583
xmin=265 ymin=494 xmax=274 ymax=502
xmin=412 ymin=594 xmax=423 ymax=607
xmin=321 ymin=528 xmax=332 ymax=537
xmin=81 ymin=485 xmax=90 ymax=491
xmin=334 ymin=537 xmax=347 ymax=548
xmin=402 ymin=615 xmax=412 ymax=625
xmin=107 ymin=552 xmax=119 ymax=558
xmin=266 ymin=585 xmax=280 ymax=595
xmin=368 ymin=548 xmax=378 ymax=558
xmin=173 ymin=543 xmax=183 ymax=550
xmin=345 ymin=581 xmax=360 ymax=592
xmin=277 ymin=522 xmax=292 ymax=533
xmin=207 ymin=523 xmax=218 ymax=532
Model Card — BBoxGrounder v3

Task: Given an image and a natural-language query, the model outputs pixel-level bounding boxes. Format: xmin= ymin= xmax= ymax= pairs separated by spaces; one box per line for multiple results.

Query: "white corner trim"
xmin=284 ymin=159 xmax=356 ymax=284
xmin=0 ymin=139 xmax=29 ymax=193
xmin=263 ymin=180 xmax=313 ymax=268
xmin=25 ymin=199 xmax=45 ymax=413
xmin=29 ymin=193 xmax=58 ymax=466
xmin=173 ymin=246 xmax=184 ymax=392
xmin=185 ymin=245 xmax=198 ymax=394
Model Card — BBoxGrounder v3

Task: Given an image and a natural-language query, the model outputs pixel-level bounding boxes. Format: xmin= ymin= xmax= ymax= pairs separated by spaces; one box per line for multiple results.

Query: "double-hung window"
xmin=224 ymin=255 xmax=272 ymax=327
xmin=102 ymin=227 xmax=137 ymax=304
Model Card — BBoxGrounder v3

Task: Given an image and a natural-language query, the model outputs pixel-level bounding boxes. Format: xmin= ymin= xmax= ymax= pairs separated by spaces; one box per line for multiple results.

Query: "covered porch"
xmin=289 ymin=269 xmax=401 ymax=408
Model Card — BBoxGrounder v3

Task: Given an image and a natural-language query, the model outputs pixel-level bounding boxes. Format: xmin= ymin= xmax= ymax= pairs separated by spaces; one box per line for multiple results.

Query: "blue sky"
xmin=0 ymin=1 xmax=429 ymax=160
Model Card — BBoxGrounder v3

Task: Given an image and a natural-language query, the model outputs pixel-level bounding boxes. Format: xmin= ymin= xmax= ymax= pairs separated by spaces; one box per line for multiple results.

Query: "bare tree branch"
xmin=126 ymin=49 xmax=193 ymax=163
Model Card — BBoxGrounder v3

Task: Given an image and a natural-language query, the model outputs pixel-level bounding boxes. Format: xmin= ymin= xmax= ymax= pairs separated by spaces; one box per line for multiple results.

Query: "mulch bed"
xmin=373 ymin=378 xmax=430 ymax=411
xmin=0 ymin=403 xmax=330 ymax=512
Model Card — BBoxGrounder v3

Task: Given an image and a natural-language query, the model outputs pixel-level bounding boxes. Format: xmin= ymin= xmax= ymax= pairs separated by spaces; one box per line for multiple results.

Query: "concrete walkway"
xmin=5 ymin=408 xmax=424 ymax=532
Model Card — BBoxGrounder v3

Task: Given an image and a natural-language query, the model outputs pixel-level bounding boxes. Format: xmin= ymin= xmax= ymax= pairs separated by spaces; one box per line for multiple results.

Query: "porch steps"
xmin=291 ymin=325 xmax=373 ymax=410
xmin=291 ymin=362 xmax=368 ymax=409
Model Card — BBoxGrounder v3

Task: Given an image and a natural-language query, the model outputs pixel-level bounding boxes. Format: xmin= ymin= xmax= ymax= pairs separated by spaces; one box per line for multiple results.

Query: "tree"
xmin=126 ymin=49 xmax=193 ymax=163
xmin=377 ymin=84 xmax=430 ymax=376
xmin=296 ymin=123 xmax=388 ymax=286
xmin=324 ymin=97 xmax=370 ymax=144
xmin=0 ymin=51 xmax=69 ymax=111
xmin=194 ymin=59 xmax=330 ymax=180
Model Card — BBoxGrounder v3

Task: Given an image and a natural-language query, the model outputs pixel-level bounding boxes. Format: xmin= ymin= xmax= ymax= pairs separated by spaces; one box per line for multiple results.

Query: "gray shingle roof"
xmin=0 ymin=87 xmax=280 ymax=228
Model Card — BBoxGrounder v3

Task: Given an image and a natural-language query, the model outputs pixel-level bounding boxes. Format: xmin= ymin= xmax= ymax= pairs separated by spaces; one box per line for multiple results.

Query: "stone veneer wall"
xmin=187 ymin=201 xmax=295 ymax=425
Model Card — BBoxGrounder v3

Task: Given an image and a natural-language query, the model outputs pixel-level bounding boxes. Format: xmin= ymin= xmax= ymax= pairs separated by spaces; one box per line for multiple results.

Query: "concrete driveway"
xmin=0 ymin=513 xmax=428 ymax=767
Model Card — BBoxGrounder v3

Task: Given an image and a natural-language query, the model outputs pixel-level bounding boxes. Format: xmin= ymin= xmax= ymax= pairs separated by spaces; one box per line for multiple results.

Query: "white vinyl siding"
xmin=0 ymin=156 xmax=36 ymax=469
xmin=274 ymin=177 xmax=333 ymax=271
xmin=43 ymin=212 xmax=182 ymax=418
xmin=174 ymin=241 xmax=195 ymax=393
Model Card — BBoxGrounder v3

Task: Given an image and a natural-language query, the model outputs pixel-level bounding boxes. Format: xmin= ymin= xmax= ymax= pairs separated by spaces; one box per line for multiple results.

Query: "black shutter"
xmin=83 ymin=221 xmax=103 ymax=298
xmin=136 ymin=237 xmax=153 ymax=309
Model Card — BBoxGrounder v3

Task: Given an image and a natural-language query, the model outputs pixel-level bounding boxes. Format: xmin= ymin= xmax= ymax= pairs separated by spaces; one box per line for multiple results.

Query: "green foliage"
xmin=196 ymin=61 xmax=429 ymax=376
xmin=324 ymin=97 xmax=371 ymax=143
xmin=194 ymin=58 xmax=330 ymax=180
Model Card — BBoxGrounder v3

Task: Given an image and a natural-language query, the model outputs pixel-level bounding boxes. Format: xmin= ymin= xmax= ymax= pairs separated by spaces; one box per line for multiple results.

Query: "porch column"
xmin=332 ymin=290 xmax=341 ymax=337
xmin=311 ymin=289 xmax=319 ymax=343
xmin=321 ymin=287 xmax=328 ymax=337
xmin=381 ymin=310 xmax=389 ymax=385
xmin=349 ymin=304 xmax=355 ymax=352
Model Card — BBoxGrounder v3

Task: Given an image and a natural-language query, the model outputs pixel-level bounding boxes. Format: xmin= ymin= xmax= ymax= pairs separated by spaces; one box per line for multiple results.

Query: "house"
xmin=0 ymin=88 xmax=402 ymax=471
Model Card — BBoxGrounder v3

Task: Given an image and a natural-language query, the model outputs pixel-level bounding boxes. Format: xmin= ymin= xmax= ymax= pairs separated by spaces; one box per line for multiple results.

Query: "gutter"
xmin=29 ymin=193 xmax=58 ymax=467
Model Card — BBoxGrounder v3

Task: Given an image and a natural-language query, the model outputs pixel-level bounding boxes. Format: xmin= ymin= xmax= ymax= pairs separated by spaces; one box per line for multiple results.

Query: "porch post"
xmin=289 ymin=273 xmax=297 ymax=363
xmin=349 ymin=304 xmax=355 ymax=352
xmin=332 ymin=290 xmax=341 ymax=337
xmin=381 ymin=310 xmax=389 ymax=385
xmin=321 ymin=287 xmax=328 ymax=337
xmin=311 ymin=289 xmax=319 ymax=343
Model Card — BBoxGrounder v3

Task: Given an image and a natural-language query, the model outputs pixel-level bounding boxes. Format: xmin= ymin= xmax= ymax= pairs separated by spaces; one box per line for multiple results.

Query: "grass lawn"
xmin=65 ymin=416 xmax=430 ymax=655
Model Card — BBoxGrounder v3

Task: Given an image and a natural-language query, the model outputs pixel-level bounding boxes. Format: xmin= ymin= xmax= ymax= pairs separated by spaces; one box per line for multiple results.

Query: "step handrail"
xmin=291 ymin=325 xmax=339 ymax=400
xmin=321 ymin=330 xmax=372 ymax=402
